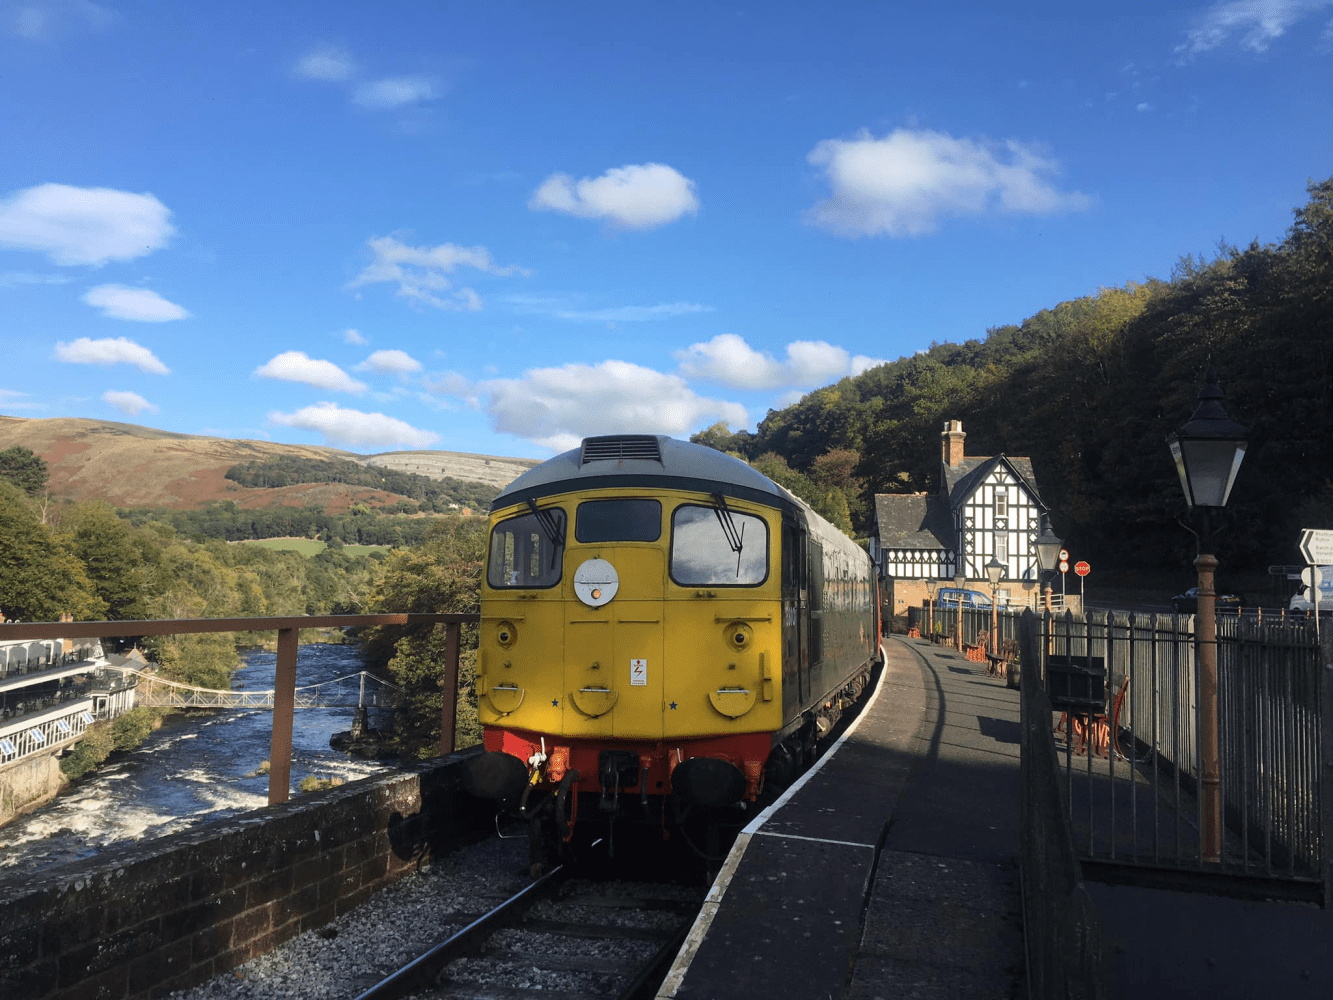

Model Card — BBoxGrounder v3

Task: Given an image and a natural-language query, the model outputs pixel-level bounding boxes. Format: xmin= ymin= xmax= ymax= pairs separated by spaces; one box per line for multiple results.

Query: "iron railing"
xmin=0 ymin=614 xmax=478 ymax=805
xmin=937 ymin=602 xmax=1332 ymax=901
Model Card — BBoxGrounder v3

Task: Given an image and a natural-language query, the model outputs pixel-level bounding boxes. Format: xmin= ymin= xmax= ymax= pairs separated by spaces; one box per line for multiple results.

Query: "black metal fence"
xmin=933 ymin=600 xmax=1332 ymax=901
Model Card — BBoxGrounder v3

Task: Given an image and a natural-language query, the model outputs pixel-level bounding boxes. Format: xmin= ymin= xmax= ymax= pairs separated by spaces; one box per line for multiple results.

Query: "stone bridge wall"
xmin=0 ymin=747 xmax=491 ymax=1000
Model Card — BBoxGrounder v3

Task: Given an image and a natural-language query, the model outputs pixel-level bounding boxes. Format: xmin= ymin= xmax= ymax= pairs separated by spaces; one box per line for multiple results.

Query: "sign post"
xmin=1058 ymin=549 xmax=1069 ymax=609
xmin=1297 ymin=530 xmax=1333 ymax=642
xmin=1301 ymin=564 xmax=1324 ymax=642
xmin=1075 ymin=560 xmax=1090 ymax=611
xmin=1299 ymin=529 xmax=1333 ymax=567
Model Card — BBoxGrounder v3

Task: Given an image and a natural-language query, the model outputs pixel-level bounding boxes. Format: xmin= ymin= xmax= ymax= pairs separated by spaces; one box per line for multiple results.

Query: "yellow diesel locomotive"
xmin=463 ymin=434 xmax=879 ymax=865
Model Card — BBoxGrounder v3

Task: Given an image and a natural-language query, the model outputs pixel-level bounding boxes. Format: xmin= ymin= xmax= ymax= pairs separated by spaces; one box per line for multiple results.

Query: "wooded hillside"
xmin=699 ymin=177 xmax=1333 ymax=573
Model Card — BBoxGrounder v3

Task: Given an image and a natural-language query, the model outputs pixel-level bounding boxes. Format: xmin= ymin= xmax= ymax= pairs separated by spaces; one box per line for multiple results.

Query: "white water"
xmin=0 ymin=643 xmax=395 ymax=877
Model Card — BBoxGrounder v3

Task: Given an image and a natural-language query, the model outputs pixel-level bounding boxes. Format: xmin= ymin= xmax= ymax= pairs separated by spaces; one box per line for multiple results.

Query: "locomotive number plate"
xmin=630 ymin=658 xmax=647 ymax=686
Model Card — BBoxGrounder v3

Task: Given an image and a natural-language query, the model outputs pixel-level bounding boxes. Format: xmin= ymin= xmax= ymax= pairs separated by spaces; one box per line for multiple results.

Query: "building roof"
xmin=873 ymin=433 xmax=1045 ymax=550
xmin=873 ymin=493 xmax=954 ymax=549
xmin=943 ymin=454 xmax=1044 ymax=511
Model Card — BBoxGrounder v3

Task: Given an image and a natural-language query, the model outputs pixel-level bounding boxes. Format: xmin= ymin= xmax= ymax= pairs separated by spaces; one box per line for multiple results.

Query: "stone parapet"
xmin=0 ymin=746 xmax=490 ymax=1000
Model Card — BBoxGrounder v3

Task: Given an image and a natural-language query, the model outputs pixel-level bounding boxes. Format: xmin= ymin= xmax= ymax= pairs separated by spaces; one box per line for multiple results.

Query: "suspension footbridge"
xmin=114 ymin=668 xmax=400 ymax=710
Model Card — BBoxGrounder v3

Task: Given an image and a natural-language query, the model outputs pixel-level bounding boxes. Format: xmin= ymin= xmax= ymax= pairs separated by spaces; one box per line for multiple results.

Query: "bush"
xmin=59 ymin=724 xmax=114 ymax=782
xmin=110 ymin=707 xmax=157 ymax=750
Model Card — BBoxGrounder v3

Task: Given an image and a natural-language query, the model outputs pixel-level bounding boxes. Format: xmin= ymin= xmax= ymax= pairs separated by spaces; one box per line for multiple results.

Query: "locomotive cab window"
xmin=670 ymin=503 xmax=768 ymax=586
xmin=487 ymin=508 xmax=566 ymax=589
xmin=575 ymin=498 xmax=661 ymax=543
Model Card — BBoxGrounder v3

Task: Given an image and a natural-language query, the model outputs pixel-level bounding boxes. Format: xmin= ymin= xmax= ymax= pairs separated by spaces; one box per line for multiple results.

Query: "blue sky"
xmin=2 ymin=2 xmax=1330 ymax=460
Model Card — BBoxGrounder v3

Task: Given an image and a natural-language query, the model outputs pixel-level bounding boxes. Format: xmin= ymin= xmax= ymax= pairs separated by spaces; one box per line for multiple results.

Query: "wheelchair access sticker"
xmin=630 ymin=658 xmax=647 ymax=686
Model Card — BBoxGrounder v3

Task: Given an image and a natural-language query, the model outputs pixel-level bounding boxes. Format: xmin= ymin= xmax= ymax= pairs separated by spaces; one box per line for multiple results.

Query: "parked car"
xmin=1289 ymin=587 xmax=1333 ymax=615
xmin=1288 ymin=566 xmax=1333 ymax=615
xmin=1171 ymin=587 xmax=1244 ymax=614
xmin=935 ymin=587 xmax=993 ymax=610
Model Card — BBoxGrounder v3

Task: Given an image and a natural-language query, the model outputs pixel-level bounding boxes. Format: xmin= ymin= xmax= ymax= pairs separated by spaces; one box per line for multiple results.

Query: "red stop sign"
xmin=1074 ymin=561 xmax=1090 ymax=577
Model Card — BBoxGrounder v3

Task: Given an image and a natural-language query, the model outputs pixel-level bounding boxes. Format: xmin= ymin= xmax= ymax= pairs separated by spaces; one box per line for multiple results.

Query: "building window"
xmin=995 ymin=532 xmax=1008 ymax=562
xmin=995 ymin=491 xmax=1008 ymax=519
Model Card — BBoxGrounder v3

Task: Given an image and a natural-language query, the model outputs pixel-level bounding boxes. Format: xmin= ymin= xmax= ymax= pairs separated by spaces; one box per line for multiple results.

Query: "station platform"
xmin=659 ymin=635 xmax=1026 ymax=999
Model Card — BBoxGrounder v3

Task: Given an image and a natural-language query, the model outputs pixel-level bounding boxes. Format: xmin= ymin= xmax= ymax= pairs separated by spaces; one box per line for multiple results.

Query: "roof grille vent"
xmin=580 ymin=435 xmax=663 ymax=466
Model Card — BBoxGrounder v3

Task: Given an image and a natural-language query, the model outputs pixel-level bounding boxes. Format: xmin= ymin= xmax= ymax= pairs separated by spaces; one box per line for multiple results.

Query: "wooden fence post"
xmin=439 ymin=622 xmax=459 ymax=756
xmin=269 ymin=627 xmax=298 ymax=805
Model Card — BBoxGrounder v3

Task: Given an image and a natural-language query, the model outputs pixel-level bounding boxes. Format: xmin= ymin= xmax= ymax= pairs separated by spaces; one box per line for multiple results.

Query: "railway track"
xmin=352 ymin=865 xmax=705 ymax=1000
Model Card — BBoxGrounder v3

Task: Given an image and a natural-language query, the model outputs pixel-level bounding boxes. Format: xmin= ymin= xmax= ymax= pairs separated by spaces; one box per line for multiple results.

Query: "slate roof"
xmin=943 ymin=454 xmax=1043 ymax=510
xmin=872 ymin=493 xmax=954 ymax=549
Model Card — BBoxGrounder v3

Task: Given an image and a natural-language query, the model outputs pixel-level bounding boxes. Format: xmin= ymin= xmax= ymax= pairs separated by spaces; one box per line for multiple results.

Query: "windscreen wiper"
xmin=527 ymin=499 xmax=565 ymax=569
xmin=711 ymin=492 xmax=746 ymax=578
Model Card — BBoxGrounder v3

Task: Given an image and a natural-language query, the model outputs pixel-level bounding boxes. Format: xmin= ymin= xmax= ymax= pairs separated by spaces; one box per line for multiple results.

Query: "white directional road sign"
xmin=1299 ymin=529 xmax=1333 ymax=566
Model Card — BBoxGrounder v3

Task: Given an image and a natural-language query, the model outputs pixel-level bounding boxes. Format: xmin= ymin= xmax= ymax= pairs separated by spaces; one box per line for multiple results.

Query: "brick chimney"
xmin=941 ymin=420 xmax=966 ymax=468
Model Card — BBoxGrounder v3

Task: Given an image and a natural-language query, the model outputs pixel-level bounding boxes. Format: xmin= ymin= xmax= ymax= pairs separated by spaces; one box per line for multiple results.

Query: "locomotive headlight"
xmin=495 ymin=621 xmax=518 ymax=648
xmin=723 ymin=622 xmax=753 ymax=650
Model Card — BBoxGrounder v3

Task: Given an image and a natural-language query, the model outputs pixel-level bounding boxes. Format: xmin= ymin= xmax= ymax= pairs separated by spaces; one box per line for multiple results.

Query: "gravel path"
xmin=170 ymin=836 xmax=532 ymax=1000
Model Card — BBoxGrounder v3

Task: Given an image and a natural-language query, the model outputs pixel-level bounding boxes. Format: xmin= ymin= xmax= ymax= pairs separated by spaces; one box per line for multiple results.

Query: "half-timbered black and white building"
xmin=869 ymin=420 xmax=1052 ymax=619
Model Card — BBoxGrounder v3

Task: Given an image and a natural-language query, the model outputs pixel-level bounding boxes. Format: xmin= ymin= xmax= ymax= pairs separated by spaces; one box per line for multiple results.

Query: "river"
xmin=0 ymin=642 xmax=396 ymax=878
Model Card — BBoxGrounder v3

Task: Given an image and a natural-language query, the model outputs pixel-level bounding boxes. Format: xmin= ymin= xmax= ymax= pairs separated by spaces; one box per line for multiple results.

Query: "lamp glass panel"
xmin=1035 ymin=535 xmax=1062 ymax=573
xmin=1180 ymin=437 xmax=1245 ymax=508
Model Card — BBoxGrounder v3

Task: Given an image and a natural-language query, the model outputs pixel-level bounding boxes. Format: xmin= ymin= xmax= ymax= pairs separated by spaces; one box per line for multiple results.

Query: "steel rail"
xmin=350 ymin=865 xmax=571 ymax=1000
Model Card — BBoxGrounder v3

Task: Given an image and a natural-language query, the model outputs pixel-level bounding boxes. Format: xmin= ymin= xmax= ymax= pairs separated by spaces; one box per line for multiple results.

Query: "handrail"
xmin=0 ymin=613 xmax=480 ymax=805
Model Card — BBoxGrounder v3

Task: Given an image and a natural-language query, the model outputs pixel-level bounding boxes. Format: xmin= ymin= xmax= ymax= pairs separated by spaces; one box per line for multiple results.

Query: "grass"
xmin=235 ymin=537 xmax=390 ymax=557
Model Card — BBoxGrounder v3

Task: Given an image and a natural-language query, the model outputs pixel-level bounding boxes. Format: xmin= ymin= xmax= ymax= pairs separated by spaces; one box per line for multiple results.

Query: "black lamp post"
xmin=1034 ymin=522 xmax=1063 ymax=614
xmin=925 ymin=578 xmax=937 ymax=639
xmin=986 ymin=557 xmax=1004 ymax=657
xmin=953 ymin=569 xmax=966 ymax=651
xmin=1167 ymin=368 xmax=1247 ymax=864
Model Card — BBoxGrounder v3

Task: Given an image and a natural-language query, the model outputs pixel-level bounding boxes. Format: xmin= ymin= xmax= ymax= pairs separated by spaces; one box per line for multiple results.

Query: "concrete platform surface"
xmin=661 ymin=636 xmax=1026 ymax=1000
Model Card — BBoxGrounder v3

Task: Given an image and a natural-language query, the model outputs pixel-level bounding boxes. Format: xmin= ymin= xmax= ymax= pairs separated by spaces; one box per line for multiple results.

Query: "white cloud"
xmin=480 ymin=359 xmax=746 ymax=452
xmin=82 ymin=284 xmax=189 ymax=322
xmin=0 ymin=270 xmax=71 ymax=287
xmin=1175 ymin=0 xmax=1330 ymax=60
xmin=805 ymin=128 xmax=1090 ymax=238
xmin=268 ymin=402 xmax=439 ymax=449
xmin=102 ymin=389 xmax=157 ymax=416
xmin=342 ymin=328 xmax=368 ymax=345
xmin=348 ymin=234 xmax=528 ymax=310
xmin=55 ymin=336 xmax=169 ymax=374
xmin=7 ymin=0 xmax=114 ymax=40
xmin=422 ymin=371 xmax=472 ymax=398
xmin=508 ymin=296 xmax=712 ymax=323
xmin=675 ymin=334 xmax=887 ymax=390
xmin=254 ymin=351 xmax=366 ymax=393
xmin=1137 ymin=102 xmax=1155 ymax=112
xmin=293 ymin=44 xmax=356 ymax=81
xmin=0 ymin=388 xmax=45 ymax=411
xmin=0 ymin=183 xmax=175 ymax=265
xmin=355 ymin=349 xmax=422 ymax=376
xmin=353 ymin=76 xmax=436 ymax=110
xmin=530 ymin=163 xmax=700 ymax=230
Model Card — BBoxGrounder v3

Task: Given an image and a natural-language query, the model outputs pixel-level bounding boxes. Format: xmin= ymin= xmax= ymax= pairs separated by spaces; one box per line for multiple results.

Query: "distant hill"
xmin=0 ymin=416 xmax=538 ymax=513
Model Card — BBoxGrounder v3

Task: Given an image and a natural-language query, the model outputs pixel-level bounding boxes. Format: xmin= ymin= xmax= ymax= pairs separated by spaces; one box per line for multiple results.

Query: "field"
xmin=236 ymin=538 xmax=391 ymax=557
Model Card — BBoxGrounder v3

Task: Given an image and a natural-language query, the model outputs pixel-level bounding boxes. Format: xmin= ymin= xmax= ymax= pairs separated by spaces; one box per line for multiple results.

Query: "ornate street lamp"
xmin=986 ymin=557 xmax=1004 ymax=658
xmin=1168 ymin=369 xmax=1247 ymax=864
xmin=953 ymin=569 xmax=966 ymax=650
xmin=1034 ymin=521 xmax=1063 ymax=614
xmin=925 ymin=577 xmax=938 ymax=639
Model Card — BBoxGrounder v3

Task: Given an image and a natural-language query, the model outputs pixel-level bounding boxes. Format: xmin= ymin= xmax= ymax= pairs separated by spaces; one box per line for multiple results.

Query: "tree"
xmin=0 ymin=446 xmax=48 ymax=498
xmin=60 ymin=501 xmax=156 ymax=620
xmin=362 ymin=517 xmax=487 ymax=757
xmin=0 ymin=481 xmax=104 ymax=621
